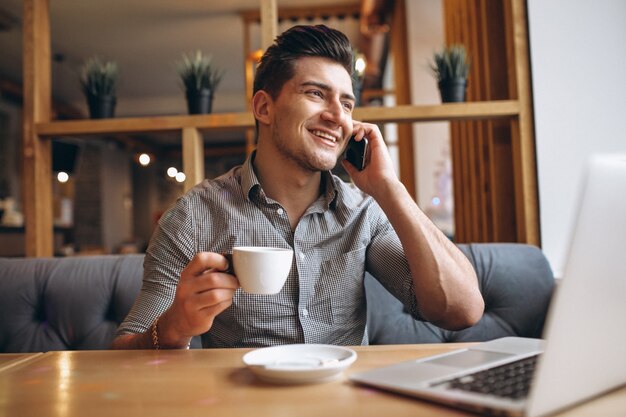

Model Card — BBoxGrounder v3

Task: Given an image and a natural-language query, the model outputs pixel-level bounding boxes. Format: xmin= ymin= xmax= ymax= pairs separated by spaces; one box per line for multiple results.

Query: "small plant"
xmin=176 ymin=51 xmax=223 ymax=92
xmin=80 ymin=56 xmax=118 ymax=97
xmin=431 ymin=44 xmax=470 ymax=81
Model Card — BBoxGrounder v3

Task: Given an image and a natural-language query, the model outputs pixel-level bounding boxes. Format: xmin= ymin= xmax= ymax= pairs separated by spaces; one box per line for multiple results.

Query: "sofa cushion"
xmin=0 ymin=255 xmax=144 ymax=352
xmin=365 ymin=243 xmax=555 ymax=344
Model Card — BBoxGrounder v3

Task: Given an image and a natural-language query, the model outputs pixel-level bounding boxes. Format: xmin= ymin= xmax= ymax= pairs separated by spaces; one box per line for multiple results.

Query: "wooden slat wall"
xmin=444 ymin=0 xmax=519 ymax=243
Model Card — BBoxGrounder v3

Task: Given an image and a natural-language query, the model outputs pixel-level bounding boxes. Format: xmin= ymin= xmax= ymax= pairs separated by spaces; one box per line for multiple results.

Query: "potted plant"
xmin=431 ymin=44 xmax=470 ymax=103
xmin=176 ymin=51 xmax=223 ymax=115
xmin=80 ymin=56 xmax=118 ymax=119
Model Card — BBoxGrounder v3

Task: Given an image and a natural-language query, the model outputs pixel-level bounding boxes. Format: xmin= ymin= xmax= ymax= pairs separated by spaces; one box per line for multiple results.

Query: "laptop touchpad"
xmin=428 ymin=349 xmax=513 ymax=368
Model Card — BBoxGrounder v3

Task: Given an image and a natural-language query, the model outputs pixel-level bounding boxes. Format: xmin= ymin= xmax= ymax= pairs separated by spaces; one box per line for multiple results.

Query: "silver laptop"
xmin=351 ymin=154 xmax=626 ymax=417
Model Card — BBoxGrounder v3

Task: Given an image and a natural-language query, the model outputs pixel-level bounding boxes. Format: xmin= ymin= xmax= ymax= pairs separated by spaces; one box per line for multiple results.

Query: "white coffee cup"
xmin=231 ymin=247 xmax=293 ymax=294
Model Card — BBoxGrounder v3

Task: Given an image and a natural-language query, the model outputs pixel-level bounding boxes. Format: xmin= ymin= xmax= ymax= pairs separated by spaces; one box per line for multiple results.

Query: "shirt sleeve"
xmin=364 ymin=201 xmax=424 ymax=321
xmin=116 ymin=196 xmax=197 ymax=335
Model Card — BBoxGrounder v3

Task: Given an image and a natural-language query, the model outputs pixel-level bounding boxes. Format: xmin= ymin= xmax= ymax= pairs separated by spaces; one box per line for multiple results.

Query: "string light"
xmin=57 ymin=172 xmax=69 ymax=183
xmin=355 ymin=55 xmax=367 ymax=77
xmin=138 ymin=153 xmax=151 ymax=166
xmin=175 ymin=172 xmax=186 ymax=183
xmin=167 ymin=167 xmax=178 ymax=177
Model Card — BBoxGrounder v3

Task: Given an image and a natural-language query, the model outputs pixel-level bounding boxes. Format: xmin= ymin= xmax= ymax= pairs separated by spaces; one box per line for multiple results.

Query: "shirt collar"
xmin=321 ymin=171 xmax=339 ymax=210
xmin=240 ymin=151 xmax=338 ymax=209
xmin=240 ymin=151 xmax=261 ymax=200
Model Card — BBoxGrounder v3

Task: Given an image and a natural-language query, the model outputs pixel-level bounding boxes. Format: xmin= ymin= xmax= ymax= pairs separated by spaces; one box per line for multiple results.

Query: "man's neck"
xmin=253 ymin=147 xmax=324 ymax=230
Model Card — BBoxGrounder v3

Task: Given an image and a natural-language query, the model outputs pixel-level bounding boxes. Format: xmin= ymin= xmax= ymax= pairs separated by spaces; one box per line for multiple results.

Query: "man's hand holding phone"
xmin=341 ymin=122 xmax=400 ymax=198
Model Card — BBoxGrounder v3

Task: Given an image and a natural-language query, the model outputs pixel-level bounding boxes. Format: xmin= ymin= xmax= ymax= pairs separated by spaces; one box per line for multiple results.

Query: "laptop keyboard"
xmin=432 ymin=354 xmax=539 ymax=400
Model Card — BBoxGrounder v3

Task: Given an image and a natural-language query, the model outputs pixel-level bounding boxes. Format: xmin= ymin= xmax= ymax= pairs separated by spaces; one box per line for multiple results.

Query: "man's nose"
xmin=321 ymin=98 xmax=347 ymax=124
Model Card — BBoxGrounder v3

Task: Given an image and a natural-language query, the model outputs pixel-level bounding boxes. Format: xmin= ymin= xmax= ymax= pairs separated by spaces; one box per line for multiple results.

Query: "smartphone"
xmin=344 ymin=135 xmax=368 ymax=171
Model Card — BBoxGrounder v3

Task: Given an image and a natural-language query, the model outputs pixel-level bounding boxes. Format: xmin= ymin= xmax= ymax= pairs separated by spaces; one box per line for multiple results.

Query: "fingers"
xmin=194 ymin=271 xmax=240 ymax=292
xmin=176 ymin=252 xmax=240 ymax=320
xmin=351 ymin=121 xmax=383 ymax=143
xmin=158 ymin=253 xmax=241 ymax=342
xmin=183 ymin=286 xmax=237 ymax=319
xmin=197 ymin=291 xmax=235 ymax=313
xmin=165 ymin=272 xmax=238 ymax=339
xmin=183 ymin=252 xmax=231 ymax=277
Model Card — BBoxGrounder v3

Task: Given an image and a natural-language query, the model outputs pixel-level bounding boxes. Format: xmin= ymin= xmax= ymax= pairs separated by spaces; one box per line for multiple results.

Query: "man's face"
xmin=267 ymin=56 xmax=355 ymax=172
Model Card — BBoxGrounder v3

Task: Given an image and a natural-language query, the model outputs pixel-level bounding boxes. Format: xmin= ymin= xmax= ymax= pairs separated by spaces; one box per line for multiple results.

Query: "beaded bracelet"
xmin=151 ymin=317 xmax=160 ymax=350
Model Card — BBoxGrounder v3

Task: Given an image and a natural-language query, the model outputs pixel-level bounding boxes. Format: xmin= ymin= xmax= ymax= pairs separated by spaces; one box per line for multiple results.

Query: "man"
xmin=112 ymin=25 xmax=483 ymax=350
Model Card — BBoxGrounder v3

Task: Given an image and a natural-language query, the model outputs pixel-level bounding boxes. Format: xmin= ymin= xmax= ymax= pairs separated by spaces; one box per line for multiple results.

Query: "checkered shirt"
xmin=117 ymin=154 xmax=421 ymax=347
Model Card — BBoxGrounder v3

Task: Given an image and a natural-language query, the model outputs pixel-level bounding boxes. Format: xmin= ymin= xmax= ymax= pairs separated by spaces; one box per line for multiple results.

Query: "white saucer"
xmin=242 ymin=344 xmax=357 ymax=384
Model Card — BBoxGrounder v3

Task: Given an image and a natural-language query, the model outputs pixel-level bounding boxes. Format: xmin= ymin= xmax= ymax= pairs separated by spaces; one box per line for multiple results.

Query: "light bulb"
xmin=167 ymin=167 xmax=178 ymax=177
xmin=138 ymin=153 xmax=151 ymax=166
xmin=355 ymin=56 xmax=366 ymax=76
xmin=57 ymin=172 xmax=69 ymax=183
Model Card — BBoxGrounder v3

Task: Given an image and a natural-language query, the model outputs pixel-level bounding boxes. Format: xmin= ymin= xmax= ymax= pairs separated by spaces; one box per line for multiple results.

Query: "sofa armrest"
xmin=366 ymin=243 xmax=555 ymax=344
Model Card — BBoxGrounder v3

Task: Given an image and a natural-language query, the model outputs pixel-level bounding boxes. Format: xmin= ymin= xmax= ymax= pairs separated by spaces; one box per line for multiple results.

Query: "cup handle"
xmin=221 ymin=253 xmax=234 ymax=275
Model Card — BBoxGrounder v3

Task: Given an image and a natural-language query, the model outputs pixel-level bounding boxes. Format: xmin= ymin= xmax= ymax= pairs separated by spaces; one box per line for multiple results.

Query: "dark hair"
xmin=253 ymin=25 xmax=354 ymax=99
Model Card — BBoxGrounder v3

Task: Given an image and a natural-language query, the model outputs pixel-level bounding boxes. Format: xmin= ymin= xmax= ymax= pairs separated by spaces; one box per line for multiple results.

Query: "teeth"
xmin=311 ymin=130 xmax=337 ymax=143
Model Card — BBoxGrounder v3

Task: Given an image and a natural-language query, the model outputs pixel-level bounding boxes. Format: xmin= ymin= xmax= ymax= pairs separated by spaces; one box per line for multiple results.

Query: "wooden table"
xmin=0 ymin=352 xmax=42 ymax=372
xmin=0 ymin=345 xmax=624 ymax=416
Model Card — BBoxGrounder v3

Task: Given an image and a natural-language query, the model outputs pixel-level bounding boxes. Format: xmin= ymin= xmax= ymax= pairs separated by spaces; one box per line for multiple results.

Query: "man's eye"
xmin=342 ymin=101 xmax=354 ymax=111
xmin=308 ymin=90 xmax=323 ymax=98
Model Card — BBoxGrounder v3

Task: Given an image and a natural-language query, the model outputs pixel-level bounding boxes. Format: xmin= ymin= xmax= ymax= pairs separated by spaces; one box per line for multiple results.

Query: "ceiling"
xmin=0 ymin=0 xmax=367 ymax=125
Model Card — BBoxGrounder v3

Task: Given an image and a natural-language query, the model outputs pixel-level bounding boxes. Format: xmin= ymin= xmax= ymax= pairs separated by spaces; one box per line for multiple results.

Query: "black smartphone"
xmin=344 ymin=135 xmax=368 ymax=171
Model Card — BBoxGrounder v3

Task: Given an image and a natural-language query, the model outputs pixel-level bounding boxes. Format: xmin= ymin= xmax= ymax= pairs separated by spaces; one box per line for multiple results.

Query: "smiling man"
xmin=112 ymin=25 xmax=484 ymax=350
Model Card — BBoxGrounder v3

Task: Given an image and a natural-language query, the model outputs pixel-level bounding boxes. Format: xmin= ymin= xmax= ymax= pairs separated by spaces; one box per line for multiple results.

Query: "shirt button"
xmin=277 ymin=208 xmax=284 ymax=215
xmin=302 ymin=308 xmax=309 ymax=317
xmin=299 ymin=252 xmax=305 ymax=260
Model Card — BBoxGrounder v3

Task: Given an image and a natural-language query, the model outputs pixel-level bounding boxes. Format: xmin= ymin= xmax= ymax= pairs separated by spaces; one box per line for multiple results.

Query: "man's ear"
xmin=252 ymin=90 xmax=272 ymax=126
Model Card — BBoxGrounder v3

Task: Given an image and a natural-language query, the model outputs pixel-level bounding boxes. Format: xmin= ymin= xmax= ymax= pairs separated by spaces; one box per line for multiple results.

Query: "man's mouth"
xmin=310 ymin=129 xmax=339 ymax=145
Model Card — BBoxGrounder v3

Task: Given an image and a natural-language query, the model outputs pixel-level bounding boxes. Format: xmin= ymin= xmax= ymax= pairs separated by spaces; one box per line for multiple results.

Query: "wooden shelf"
xmin=36 ymin=112 xmax=256 ymax=137
xmin=354 ymin=100 xmax=520 ymax=124
xmin=36 ymin=100 xmax=520 ymax=138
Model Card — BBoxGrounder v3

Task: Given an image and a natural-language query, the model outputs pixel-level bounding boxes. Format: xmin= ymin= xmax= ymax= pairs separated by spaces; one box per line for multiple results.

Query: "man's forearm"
xmin=110 ymin=331 xmax=155 ymax=350
xmin=371 ymin=180 xmax=484 ymax=330
xmin=111 ymin=316 xmax=193 ymax=350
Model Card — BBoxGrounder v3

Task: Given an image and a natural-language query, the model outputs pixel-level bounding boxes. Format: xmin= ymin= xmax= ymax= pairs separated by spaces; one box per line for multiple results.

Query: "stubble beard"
xmin=272 ymin=130 xmax=339 ymax=173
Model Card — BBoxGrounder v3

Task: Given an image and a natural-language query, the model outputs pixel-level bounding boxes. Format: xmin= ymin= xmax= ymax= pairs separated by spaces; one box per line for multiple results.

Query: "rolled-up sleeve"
xmin=364 ymin=203 xmax=423 ymax=321
xmin=116 ymin=196 xmax=196 ymax=335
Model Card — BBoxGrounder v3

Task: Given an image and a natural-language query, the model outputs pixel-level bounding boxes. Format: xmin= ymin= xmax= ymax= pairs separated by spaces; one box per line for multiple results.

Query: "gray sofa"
xmin=0 ymin=243 xmax=554 ymax=353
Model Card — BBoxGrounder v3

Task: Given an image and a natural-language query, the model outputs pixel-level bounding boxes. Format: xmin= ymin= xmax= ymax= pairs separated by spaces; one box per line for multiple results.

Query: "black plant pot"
xmin=186 ymin=89 xmax=213 ymax=115
xmin=438 ymin=78 xmax=467 ymax=103
xmin=87 ymin=94 xmax=116 ymax=119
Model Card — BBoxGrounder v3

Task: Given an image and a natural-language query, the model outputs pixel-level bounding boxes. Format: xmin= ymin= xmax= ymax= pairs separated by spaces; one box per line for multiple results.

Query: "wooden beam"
xmin=390 ymin=0 xmax=416 ymax=200
xmin=259 ymin=0 xmax=278 ymax=50
xmin=509 ymin=0 xmax=540 ymax=245
xmin=242 ymin=16 xmax=256 ymax=157
xmin=182 ymin=127 xmax=205 ymax=192
xmin=22 ymin=0 xmax=53 ymax=257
